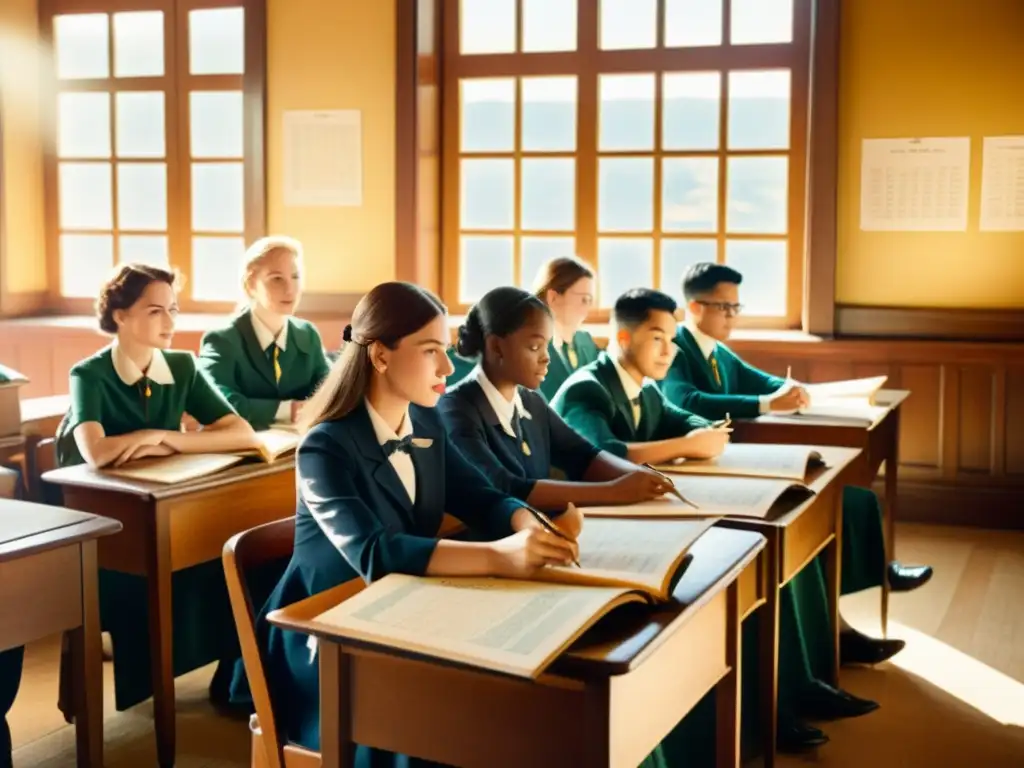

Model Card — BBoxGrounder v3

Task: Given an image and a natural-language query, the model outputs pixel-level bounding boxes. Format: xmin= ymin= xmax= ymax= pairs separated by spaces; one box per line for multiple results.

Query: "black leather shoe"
xmin=888 ymin=562 xmax=933 ymax=592
xmin=777 ymin=717 xmax=829 ymax=752
xmin=841 ymin=630 xmax=906 ymax=666
xmin=795 ymin=679 xmax=880 ymax=721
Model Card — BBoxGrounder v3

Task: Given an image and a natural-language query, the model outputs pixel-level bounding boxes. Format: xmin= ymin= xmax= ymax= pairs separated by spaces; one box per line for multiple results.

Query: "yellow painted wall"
xmin=0 ymin=0 xmax=47 ymax=294
xmin=266 ymin=0 xmax=396 ymax=293
xmin=836 ymin=0 xmax=1024 ymax=308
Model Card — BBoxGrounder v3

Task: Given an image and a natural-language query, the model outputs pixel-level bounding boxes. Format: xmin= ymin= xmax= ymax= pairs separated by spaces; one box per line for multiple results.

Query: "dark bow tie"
xmin=630 ymin=395 xmax=642 ymax=407
xmin=382 ymin=435 xmax=415 ymax=457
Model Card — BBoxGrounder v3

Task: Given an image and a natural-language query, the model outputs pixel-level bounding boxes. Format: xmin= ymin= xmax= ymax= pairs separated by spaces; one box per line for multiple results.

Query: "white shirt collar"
xmin=111 ymin=343 xmax=175 ymax=387
xmin=365 ymin=399 xmax=413 ymax=445
xmin=609 ymin=352 xmax=647 ymax=404
xmin=470 ymin=366 xmax=531 ymax=438
xmin=684 ymin=319 xmax=718 ymax=360
xmin=251 ymin=307 xmax=289 ymax=352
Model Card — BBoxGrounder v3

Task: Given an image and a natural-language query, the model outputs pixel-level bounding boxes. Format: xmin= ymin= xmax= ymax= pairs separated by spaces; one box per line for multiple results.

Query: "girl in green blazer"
xmin=54 ymin=263 xmax=258 ymax=714
xmin=199 ymin=236 xmax=332 ymax=431
xmin=532 ymin=256 xmax=601 ymax=401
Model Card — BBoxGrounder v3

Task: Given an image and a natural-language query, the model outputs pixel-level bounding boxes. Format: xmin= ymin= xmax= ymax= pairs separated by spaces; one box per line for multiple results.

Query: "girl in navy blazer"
xmin=438 ymin=287 xmax=675 ymax=512
xmin=251 ymin=282 xmax=580 ymax=760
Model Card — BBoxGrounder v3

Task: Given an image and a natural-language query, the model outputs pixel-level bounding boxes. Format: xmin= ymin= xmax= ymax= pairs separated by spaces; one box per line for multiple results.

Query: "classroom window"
xmin=45 ymin=1 xmax=264 ymax=309
xmin=442 ymin=0 xmax=809 ymax=327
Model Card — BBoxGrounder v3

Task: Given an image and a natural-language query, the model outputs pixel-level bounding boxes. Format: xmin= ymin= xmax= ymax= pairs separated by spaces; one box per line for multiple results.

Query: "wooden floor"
xmin=9 ymin=523 xmax=1024 ymax=767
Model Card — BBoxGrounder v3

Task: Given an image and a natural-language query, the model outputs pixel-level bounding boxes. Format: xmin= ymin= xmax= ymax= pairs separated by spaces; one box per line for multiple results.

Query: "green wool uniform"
xmin=552 ymin=353 xmax=845 ymax=760
xmin=538 ymin=330 xmax=600 ymax=402
xmin=53 ymin=345 xmax=243 ymax=711
xmin=660 ymin=324 xmax=885 ymax=596
xmin=198 ymin=308 xmax=331 ymax=431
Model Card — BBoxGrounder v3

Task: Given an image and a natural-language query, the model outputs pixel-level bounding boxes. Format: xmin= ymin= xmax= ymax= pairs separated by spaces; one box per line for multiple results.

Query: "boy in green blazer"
xmin=198 ymin=236 xmax=332 ymax=431
xmin=554 ymin=288 xmax=881 ymax=753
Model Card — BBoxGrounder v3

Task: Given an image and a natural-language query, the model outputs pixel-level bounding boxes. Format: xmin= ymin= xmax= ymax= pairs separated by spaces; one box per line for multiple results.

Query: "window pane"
xmin=665 ymin=0 xmax=723 ymax=47
xmin=59 ymin=163 xmax=112 ymax=230
xmin=661 ymin=239 xmax=717 ymax=303
xmin=120 ymin=235 xmax=168 ymax=267
xmin=192 ymin=162 xmax=245 ymax=232
xmin=522 ymin=77 xmax=576 ymax=152
xmin=600 ymin=74 xmax=655 ymax=151
xmin=189 ymin=8 xmax=245 ymax=75
xmin=192 ymin=236 xmax=246 ymax=301
xmin=731 ymin=0 xmax=793 ymax=44
xmin=460 ymin=236 xmax=514 ymax=303
xmin=61 ymin=234 xmax=113 ymax=297
xmin=521 ymin=159 xmax=575 ymax=231
xmin=726 ymin=156 xmax=788 ymax=233
xmin=522 ymin=0 xmax=576 ymax=52
xmin=728 ymin=70 xmax=790 ymax=150
xmin=113 ymin=11 xmax=164 ymax=77
xmin=58 ymin=92 xmax=111 ymax=159
xmin=54 ymin=14 xmax=109 ymax=80
xmin=599 ymin=158 xmax=654 ymax=232
xmin=598 ymin=238 xmax=654 ymax=306
xmin=725 ymin=240 xmax=787 ymax=316
xmin=662 ymin=157 xmax=718 ymax=233
xmin=663 ymin=72 xmax=720 ymax=150
xmin=118 ymin=163 xmax=167 ymax=231
xmin=600 ymin=0 xmax=656 ymax=50
xmin=460 ymin=0 xmax=516 ymax=54
xmin=461 ymin=79 xmax=514 ymax=152
xmin=461 ymin=159 xmax=514 ymax=230
xmin=191 ymin=91 xmax=244 ymax=158
xmin=521 ymin=237 xmax=575 ymax=289
xmin=116 ymin=92 xmax=165 ymax=158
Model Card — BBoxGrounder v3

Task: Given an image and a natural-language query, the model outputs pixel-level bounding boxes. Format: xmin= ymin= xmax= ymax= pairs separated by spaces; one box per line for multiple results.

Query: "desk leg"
xmin=319 ymin=642 xmax=354 ymax=768
xmin=881 ymin=411 xmax=900 ymax=639
xmin=71 ymin=541 xmax=103 ymax=768
xmin=147 ymin=510 xmax=175 ymax=768
xmin=715 ymin=582 xmax=741 ymax=768
xmin=824 ymin=538 xmax=841 ymax=687
xmin=759 ymin=534 xmax=780 ymax=768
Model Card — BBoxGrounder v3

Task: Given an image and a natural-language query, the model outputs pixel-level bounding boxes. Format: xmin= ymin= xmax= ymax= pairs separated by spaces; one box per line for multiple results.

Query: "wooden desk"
xmin=713 ymin=445 xmax=861 ymax=768
xmin=0 ymin=500 xmax=122 ymax=767
xmin=41 ymin=458 xmax=297 ymax=768
xmin=269 ymin=527 xmax=767 ymax=768
xmin=730 ymin=389 xmax=908 ymax=636
xmin=20 ymin=394 xmax=71 ymax=437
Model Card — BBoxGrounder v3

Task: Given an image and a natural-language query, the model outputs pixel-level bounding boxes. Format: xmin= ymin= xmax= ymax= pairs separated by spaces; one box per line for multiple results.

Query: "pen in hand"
xmin=641 ymin=463 xmax=701 ymax=510
xmin=522 ymin=503 xmax=581 ymax=568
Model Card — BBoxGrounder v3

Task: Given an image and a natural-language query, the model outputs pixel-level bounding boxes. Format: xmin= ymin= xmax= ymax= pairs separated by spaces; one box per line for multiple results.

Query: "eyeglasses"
xmin=696 ymin=300 xmax=743 ymax=317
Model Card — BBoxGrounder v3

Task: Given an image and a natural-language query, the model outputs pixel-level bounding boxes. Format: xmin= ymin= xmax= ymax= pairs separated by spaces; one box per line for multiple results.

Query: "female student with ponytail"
xmin=438 ymin=286 xmax=675 ymax=511
xmin=199 ymin=236 xmax=331 ymax=430
xmin=250 ymin=282 xmax=586 ymax=761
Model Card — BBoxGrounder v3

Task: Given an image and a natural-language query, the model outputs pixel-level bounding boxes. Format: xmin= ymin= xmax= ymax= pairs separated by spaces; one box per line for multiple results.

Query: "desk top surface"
xmin=268 ymin=526 xmax=765 ymax=678
xmin=20 ymin=394 xmax=72 ymax=426
xmin=746 ymin=388 xmax=909 ymax=431
xmin=41 ymin=456 xmax=296 ymax=501
xmin=0 ymin=498 xmax=121 ymax=562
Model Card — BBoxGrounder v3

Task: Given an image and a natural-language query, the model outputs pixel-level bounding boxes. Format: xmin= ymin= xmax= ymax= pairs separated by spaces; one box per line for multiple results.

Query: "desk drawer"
xmin=0 ymin=545 xmax=82 ymax=649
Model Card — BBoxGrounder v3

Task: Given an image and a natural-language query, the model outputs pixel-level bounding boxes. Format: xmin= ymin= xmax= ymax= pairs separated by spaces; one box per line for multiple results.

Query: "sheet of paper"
xmin=316 ymin=574 xmax=634 ymax=677
xmin=658 ymin=443 xmax=819 ymax=481
xmin=283 ymin=110 xmax=362 ymax=207
xmin=804 ymin=375 xmax=888 ymax=402
xmin=860 ymin=137 xmax=970 ymax=231
xmin=980 ymin=136 xmax=1024 ymax=231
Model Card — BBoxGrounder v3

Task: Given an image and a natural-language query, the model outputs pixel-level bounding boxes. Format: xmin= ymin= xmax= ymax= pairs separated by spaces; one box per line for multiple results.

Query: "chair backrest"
xmin=223 ymin=516 xmax=298 ymax=768
xmin=30 ymin=437 xmax=57 ymax=502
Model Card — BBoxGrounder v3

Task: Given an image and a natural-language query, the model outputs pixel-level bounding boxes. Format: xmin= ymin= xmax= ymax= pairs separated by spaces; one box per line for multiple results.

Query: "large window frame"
xmin=39 ymin=0 xmax=266 ymax=315
xmin=440 ymin=0 xmax=813 ymax=328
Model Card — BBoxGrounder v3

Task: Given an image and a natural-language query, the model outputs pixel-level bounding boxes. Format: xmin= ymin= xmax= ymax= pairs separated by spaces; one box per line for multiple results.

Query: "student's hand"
xmin=794 ymin=385 xmax=811 ymax=408
xmin=607 ymin=469 xmax=675 ymax=503
xmin=128 ymin=444 xmax=176 ymax=461
xmin=113 ymin=430 xmax=169 ymax=466
xmin=290 ymin=400 xmax=304 ymax=423
xmin=489 ymin=527 xmax=579 ymax=578
xmin=180 ymin=413 xmax=201 ymax=432
xmin=769 ymin=388 xmax=805 ymax=413
xmin=678 ymin=427 xmax=731 ymax=459
xmin=553 ymin=502 xmax=584 ymax=540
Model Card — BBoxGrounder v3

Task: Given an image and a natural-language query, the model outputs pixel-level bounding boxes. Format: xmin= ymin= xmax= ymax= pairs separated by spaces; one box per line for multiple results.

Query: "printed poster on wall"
xmin=979 ymin=136 xmax=1024 ymax=231
xmin=283 ymin=110 xmax=363 ymax=207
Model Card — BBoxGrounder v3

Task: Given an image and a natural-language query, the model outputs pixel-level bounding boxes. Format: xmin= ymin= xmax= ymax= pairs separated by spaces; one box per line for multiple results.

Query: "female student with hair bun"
xmin=53 ymin=263 xmax=258 ymax=713
xmin=250 ymin=281 xmax=583 ymax=759
xmin=532 ymin=255 xmax=600 ymax=401
xmin=198 ymin=236 xmax=331 ymax=431
xmin=438 ymin=286 xmax=676 ymax=511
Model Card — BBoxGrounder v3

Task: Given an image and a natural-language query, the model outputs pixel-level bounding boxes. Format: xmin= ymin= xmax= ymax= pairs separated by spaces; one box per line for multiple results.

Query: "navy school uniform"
xmin=244 ymin=400 xmax=527 ymax=763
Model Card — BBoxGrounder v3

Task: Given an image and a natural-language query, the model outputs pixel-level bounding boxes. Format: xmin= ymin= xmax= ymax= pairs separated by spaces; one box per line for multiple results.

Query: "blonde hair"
xmin=241 ymin=235 xmax=304 ymax=297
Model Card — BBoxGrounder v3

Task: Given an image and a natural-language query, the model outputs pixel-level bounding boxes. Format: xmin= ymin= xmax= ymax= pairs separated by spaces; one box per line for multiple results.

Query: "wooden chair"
xmin=223 ymin=517 xmax=322 ymax=768
xmin=28 ymin=436 xmax=57 ymax=502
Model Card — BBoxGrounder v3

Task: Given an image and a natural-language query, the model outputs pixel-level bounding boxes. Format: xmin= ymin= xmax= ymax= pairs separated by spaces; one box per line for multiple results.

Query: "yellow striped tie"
xmin=273 ymin=345 xmax=282 ymax=383
xmin=567 ymin=343 xmax=578 ymax=369
xmin=709 ymin=354 xmax=721 ymax=387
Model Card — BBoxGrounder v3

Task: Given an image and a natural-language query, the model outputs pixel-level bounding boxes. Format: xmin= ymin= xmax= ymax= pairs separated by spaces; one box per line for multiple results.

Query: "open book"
xmin=655 ymin=443 xmax=825 ymax=481
xmin=764 ymin=375 xmax=889 ymax=426
xmin=100 ymin=429 xmax=300 ymax=484
xmin=583 ymin=475 xmax=814 ymax=520
xmin=309 ymin=517 xmax=715 ymax=679
xmin=804 ymin=375 xmax=887 ymax=401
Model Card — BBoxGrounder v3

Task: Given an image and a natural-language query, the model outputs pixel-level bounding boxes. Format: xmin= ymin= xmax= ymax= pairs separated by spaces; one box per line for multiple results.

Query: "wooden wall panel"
xmin=897 ymin=365 xmax=942 ymax=468
xmin=958 ymin=367 xmax=994 ymax=474
xmin=1006 ymin=367 xmax=1024 ymax=477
